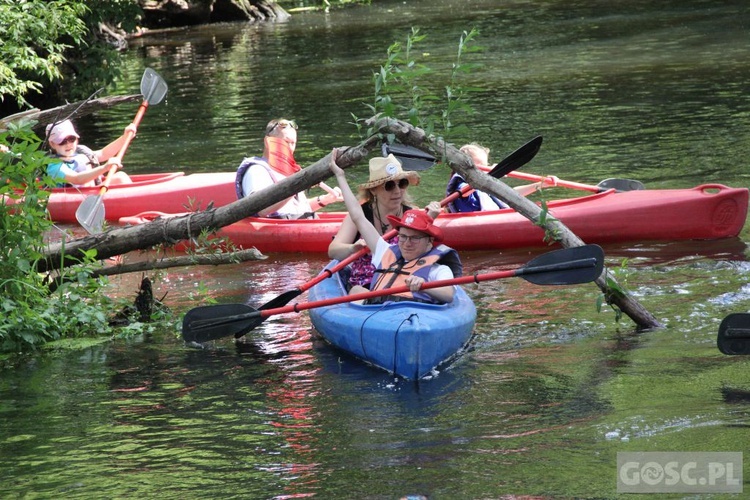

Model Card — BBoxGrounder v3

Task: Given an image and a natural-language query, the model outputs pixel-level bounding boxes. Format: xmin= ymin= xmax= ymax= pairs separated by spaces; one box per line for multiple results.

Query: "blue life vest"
xmin=446 ymin=173 xmax=508 ymax=212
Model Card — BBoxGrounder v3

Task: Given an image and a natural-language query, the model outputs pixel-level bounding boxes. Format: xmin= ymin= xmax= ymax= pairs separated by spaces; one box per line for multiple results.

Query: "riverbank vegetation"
xmin=0 ymin=126 xmax=161 ymax=356
xmin=0 ymin=0 xmax=141 ymax=113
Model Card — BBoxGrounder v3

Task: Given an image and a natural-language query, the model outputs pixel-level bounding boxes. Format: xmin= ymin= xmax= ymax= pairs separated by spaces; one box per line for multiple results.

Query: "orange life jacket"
xmin=370 ymin=244 xmax=461 ymax=303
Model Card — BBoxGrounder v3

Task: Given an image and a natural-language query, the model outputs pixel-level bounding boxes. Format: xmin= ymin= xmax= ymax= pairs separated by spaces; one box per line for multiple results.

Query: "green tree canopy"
xmin=0 ymin=0 xmax=141 ymax=111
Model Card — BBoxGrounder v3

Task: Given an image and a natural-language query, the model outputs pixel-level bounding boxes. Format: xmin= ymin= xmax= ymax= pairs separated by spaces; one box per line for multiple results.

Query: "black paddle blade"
xmin=182 ymin=303 xmax=261 ymax=343
xmin=520 ymin=244 xmax=604 ymax=285
xmin=258 ymin=289 xmax=303 ymax=310
xmin=488 ymin=135 xmax=543 ymax=178
xmin=381 ymin=142 xmax=436 ymax=171
xmin=718 ymin=313 xmax=750 ymax=355
xmin=597 ymin=178 xmax=645 ymax=192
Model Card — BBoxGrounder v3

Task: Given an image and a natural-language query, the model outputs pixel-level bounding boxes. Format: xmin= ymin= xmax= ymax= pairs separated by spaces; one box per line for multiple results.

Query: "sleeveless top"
xmin=347 ymin=202 xmax=411 ymax=288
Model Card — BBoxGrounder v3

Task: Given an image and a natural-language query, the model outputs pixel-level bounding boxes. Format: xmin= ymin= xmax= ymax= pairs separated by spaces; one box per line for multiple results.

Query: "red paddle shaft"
xmin=296 ymin=181 xmax=477 ymax=293
xmin=189 ymin=253 xmax=601 ymax=331
xmin=95 ymin=102 xmax=148 ymax=196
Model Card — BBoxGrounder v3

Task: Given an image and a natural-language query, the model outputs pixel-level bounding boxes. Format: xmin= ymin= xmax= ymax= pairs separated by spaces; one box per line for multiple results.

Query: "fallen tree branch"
xmin=366 ymin=115 xmax=662 ymax=330
xmin=46 ymin=248 xmax=267 ymax=293
xmin=92 ymin=248 xmax=267 ymax=277
xmin=1 ymin=94 xmax=142 ymax=133
xmin=37 ymin=138 xmax=380 ymax=273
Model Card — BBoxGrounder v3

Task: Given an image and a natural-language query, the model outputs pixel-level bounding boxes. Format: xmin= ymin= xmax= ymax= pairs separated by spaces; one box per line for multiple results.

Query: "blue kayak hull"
xmin=308 ymin=262 xmax=477 ymax=380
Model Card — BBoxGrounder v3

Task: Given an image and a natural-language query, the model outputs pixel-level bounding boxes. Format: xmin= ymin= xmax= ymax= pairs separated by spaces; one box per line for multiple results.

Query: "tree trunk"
xmin=37 ymin=139 xmax=379 ymax=273
xmin=0 ymin=95 xmax=142 ymax=134
xmin=365 ymin=116 xmax=662 ymax=330
xmin=138 ymin=0 xmax=289 ymax=28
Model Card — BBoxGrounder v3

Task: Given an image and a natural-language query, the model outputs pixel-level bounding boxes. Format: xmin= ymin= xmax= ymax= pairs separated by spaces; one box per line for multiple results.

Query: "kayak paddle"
xmin=182 ymin=244 xmax=604 ymax=343
xmin=381 ymin=142 xmax=436 ymax=171
xmin=718 ymin=313 xmax=750 ymax=355
xmin=76 ymin=68 xmax=168 ymax=234
xmin=383 ymin=135 xmax=544 ymax=174
xmin=499 ymin=170 xmax=645 ymax=193
xmin=253 ymin=135 xmax=544 ymax=311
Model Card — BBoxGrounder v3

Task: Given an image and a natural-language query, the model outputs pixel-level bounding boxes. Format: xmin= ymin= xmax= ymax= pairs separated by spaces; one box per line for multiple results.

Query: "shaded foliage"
xmin=0 ymin=125 xmax=131 ymax=352
xmin=0 ymin=0 xmax=142 ymax=113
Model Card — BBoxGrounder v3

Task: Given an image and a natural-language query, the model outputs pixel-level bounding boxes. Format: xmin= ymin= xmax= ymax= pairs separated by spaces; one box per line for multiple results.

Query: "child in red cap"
xmin=329 ymin=149 xmax=461 ymax=304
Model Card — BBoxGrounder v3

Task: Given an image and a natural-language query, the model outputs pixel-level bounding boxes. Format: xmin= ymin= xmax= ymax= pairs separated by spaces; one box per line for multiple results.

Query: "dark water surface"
xmin=3 ymin=0 xmax=750 ymax=498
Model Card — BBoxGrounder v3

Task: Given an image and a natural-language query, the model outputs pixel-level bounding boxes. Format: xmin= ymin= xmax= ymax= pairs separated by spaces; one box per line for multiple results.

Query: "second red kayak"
xmin=118 ymin=184 xmax=749 ymax=253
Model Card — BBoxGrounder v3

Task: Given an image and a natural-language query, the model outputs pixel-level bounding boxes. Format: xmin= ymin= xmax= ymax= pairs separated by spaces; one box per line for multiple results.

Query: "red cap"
xmin=387 ymin=209 xmax=443 ymax=242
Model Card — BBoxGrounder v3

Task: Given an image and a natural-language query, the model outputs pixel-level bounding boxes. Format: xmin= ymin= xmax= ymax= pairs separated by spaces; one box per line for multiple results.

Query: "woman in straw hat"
xmin=46 ymin=119 xmax=133 ymax=187
xmin=329 ymin=149 xmax=459 ymax=304
xmin=328 ymin=152 xmax=442 ymax=290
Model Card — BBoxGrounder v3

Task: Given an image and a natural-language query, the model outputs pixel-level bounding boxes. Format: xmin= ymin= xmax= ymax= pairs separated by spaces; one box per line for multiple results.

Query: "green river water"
xmin=2 ymin=0 xmax=750 ymax=498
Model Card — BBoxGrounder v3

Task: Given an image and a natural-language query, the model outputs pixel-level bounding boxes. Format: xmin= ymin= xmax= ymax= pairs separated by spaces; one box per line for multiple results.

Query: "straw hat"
xmin=357 ymin=154 xmax=420 ymax=191
xmin=387 ymin=209 xmax=444 ymax=242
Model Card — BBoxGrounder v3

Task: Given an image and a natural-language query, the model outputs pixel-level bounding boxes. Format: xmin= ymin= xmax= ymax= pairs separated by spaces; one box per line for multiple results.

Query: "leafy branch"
xmin=354 ymin=27 xmax=484 ymax=144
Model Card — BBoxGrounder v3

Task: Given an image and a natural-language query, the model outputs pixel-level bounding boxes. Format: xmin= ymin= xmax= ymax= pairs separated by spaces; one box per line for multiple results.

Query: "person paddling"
xmin=235 ymin=118 xmax=342 ymax=219
xmin=329 ymin=149 xmax=460 ymax=305
xmin=446 ymin=143 xmax=558 ymax=212
xmin=46 ymin=119 xmax=133 ymax=188
xmin=328 ymin=153 xmax=441 ymax=290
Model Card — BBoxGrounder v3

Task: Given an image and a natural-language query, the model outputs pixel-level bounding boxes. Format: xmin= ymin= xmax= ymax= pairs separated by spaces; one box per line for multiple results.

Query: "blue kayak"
xmin=308 ymin=261 xmax=477 ymax=380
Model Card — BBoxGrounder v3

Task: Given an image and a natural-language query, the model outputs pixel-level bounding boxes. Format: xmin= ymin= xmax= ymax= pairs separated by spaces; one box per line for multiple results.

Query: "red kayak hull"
xmin=39 ymin=172 xmax=237 ymax=223
xmin=119 ymin=184 xmax=748 ymax=253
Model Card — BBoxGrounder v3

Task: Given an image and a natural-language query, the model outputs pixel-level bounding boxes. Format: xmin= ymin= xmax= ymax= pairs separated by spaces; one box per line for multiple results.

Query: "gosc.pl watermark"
xmin=617 ymin=452 xmax=742 ymax=493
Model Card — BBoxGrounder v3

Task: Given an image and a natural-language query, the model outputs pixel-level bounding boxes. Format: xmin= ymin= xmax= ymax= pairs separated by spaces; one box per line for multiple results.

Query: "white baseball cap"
xmin=46 ymin=120 xmax=80 ymax=145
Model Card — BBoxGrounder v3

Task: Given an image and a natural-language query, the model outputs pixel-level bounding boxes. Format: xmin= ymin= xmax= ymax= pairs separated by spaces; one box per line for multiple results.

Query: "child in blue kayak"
xmin=329 ymin=149 xmax=461 ymax=305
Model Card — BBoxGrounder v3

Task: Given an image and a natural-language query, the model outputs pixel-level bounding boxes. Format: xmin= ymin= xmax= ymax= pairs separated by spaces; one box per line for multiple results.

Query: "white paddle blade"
xmin=141 ymin=68 xmax=168 ymax=105
xmin=76 ymin=195 xmax=106 ymax=234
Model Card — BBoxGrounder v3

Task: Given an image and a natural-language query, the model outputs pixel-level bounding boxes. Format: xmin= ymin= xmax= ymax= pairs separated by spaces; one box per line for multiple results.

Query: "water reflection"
xmin=7 ymin=0 xmax=750 ymax=497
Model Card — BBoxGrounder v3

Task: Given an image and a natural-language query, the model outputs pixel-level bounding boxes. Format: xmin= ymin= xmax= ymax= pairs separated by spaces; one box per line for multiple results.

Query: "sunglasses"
xmin=398 ymin=233 xmax=429 ymax=243
xmin=384 ymin=178 xmax=410 ymax=191
xmin=57 ymin=136 xmax=78 ymax=146
xmin=271 ymin=120 xmax=298 ymax=132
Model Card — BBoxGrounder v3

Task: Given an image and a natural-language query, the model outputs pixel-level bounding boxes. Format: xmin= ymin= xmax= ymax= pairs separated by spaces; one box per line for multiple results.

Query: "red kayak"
xmin=34 ymin=172 xmax=238 ymax=224
xmin=119 ymin=184 xmax=749 ymax=253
